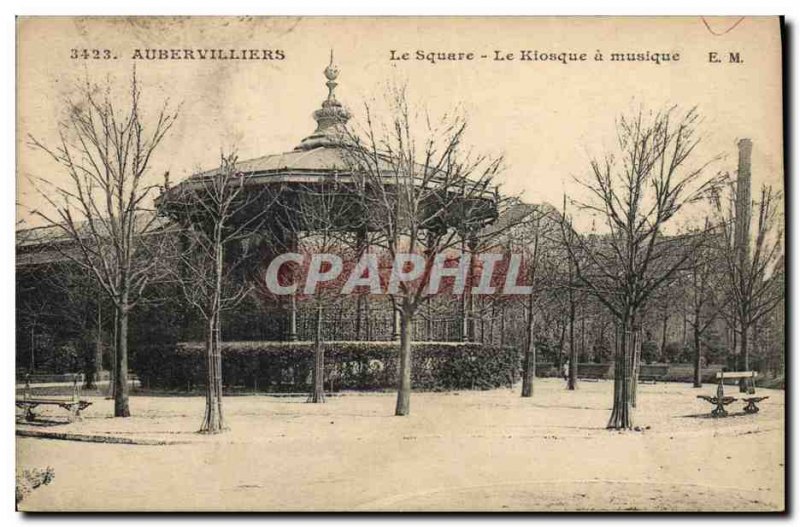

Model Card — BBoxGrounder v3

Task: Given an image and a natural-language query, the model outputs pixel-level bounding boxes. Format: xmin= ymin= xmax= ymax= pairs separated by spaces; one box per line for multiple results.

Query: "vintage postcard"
xmin=15 ymin=16 xmax=785 ymax=512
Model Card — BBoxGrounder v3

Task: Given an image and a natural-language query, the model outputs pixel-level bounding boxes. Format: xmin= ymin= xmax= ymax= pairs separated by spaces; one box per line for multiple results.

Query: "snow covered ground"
xmin=16 ymin=378 xmax=784 ymax=511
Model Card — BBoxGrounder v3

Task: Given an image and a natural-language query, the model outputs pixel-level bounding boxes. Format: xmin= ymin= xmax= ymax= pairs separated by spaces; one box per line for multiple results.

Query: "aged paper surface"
xmin=15 ymin=17 xmax=784 ymax=512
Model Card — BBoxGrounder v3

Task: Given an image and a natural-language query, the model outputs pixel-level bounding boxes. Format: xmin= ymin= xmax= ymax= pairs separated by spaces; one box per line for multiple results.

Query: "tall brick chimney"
xmin=734 ymin=139 xmax=752 ymax=270
xmin=733 ymin=138 xmax=752 ymax=373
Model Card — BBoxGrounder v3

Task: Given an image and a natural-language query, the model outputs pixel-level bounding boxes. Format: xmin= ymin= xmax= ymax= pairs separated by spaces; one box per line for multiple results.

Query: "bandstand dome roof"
xmin=206 ymin=145 xmax=352 ymax=177
xmin=172 ymin=51 xmax=497 ymax=204
xmin=178 ymin=51 xmax=371 ymax=189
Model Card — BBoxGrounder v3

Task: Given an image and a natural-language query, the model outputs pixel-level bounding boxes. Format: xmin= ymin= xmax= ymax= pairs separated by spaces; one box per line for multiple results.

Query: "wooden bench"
xmin=696 ymin=371 xmax=767 ymax=417
xmin=16 ymin=374 xmax=92 ymax=422
xmin=718 ymin=370 xmax=758 ymax=394
xmin=639 ymin=364 xmax=669 ymax=384
xmin=577 ymin=363 xmax=611 ymax=382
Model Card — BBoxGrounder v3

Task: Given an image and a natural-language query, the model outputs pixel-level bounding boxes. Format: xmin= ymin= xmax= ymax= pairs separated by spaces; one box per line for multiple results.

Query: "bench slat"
xmin=716 ymin=371 xmax=758 ymax=379
xmin=17 ymin=398 xmax=78 ymax=405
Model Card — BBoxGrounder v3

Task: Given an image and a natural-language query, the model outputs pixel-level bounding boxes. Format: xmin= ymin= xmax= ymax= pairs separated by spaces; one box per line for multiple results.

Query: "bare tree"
xmin=562 ymin=106 xmax=717 ymax=429
xmin=683 ymin=220 xmax=725 ymax=387
xmin=28 ymin=70 xmax=178 ymax=417
xmin=520 ymin=215 xmax=544 ymax=397
xmin=750 ymin=258 xmax=785 ymax=378
xmin=497 ymin=204 xmax=558 ymax=398
xmin=162 ymin=153 xmax=273 ymax=433
xmin=557 ymin=204 xmax=587 ymax=391
xmin=345 ymin=85 xmax=517 ymax=416
xmin=270 ymin=182 xmax=364 ymax=403
xmin=710 ymin=180 xmax=783 ymax=383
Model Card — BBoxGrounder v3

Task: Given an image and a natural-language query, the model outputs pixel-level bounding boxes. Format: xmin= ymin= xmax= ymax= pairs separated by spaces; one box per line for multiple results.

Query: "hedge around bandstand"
xmin=133 ymin=341 xmax=519 ymax=393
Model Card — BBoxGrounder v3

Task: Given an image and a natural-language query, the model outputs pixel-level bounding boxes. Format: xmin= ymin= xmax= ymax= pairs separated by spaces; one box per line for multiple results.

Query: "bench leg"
xmin=24 ymin=407 xmax=36 ymax=422
xmin=711 ymin=404 xmax=727 ymax=418
xmin=68 ymin=405 xmax=83 ymax=422
xmin=744 ymin=401 xmax=759 ymax=414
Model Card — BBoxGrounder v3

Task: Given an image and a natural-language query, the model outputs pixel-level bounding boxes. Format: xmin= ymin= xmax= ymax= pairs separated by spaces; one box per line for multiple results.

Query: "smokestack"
xmin=733 ymin=139 xmax=753 ymax=373
xmin=737 ymin=138 xmax=752 ymax=192
xmin=734 ymin=138 xmax=752 ymax=271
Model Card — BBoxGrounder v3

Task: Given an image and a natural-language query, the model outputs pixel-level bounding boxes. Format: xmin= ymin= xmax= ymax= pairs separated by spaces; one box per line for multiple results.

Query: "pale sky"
xmin=16 ymin=16 xmax=784 ymax=232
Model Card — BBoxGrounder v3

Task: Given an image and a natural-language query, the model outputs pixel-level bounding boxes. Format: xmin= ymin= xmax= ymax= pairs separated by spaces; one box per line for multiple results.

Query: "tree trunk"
xmin=107 ymin=309 xmax=118 ymax=400
xmin=395 ymin=308 xmax=413 ymax=416
xmin=730 ymin=321 xmax=738 ymax=370
xmin=391 ymin=303 xmax=401 ymax=341
xmin=521 ymin=349 xmax=535 ymax=397
xmin=555 ymin=322 xmax=566 ymax=371
xmin=739 ymin=323 xmax=750 ymax=392
xmin=365 ymin=296 xmax=372 ymax=341
xmin=607 ymin=318 xmax=634 ymax=430
xmin=521 ymin=295 xmax=536 ymax=397
xmin=83 ymin=346 xmax=97 ymax=390
xmin=200 ymin=313 xmax=225 ymax=433
xmin=467 ymin=295 xmax=476 ymax=342
xmin=682 ymin=306 xmax=688 ymax=347
xmin=630 ymin=328 xmax=641 ymax=408
xmin=742 ymin=324 xmax=749 ymax=370
xmin=200 ymin=240 xmax=225 ymax=434
xmin=568 ymin=290 xmax=578 ymax=390
xmin=460 ymin=290 xmax=469 ymax=342
xmin=580 ymin=308 xmax=586 ymax=362
xmin=82 ymin=319 xmax=97 ymax=390
xmin=89 ymin=302 xmax=103 ymax=389
xmin=310 ymin=304 xmax=326 ymax=403
xmin=113 ymin=304 xmax=130 ymax=418
xmin=693 ymin=322 xmax=703 ymax=388
xmin=95 ymin=303 xmax=104 ymax=371
xmin=29 ymin=324 xmax=35 ymax=372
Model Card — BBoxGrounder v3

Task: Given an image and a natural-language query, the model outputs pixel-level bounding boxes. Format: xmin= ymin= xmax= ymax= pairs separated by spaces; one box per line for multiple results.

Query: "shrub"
xmin=16 ymin=467 xmax=55 ymax=506
xmin=641 ymin=340 xmax=659 ymax=364
xmin=41 ymin=343 xmax=80 ymax=374
xmin=134 ymin=341 xmax=519 ymax=393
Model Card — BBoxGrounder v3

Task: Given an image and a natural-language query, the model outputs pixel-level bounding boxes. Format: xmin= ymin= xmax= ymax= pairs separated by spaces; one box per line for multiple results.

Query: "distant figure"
xmin=562 ymin=361 xmax=569 ymax=382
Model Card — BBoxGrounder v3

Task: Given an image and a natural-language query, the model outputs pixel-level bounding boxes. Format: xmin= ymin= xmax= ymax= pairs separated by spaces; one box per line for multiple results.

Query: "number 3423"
xmin=70 ymin=49 xmax=117 ymax=60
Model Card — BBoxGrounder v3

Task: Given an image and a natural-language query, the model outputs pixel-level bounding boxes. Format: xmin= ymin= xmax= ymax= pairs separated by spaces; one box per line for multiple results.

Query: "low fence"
xmin=15 ymin=370 xmax=112 ymax=384
xmin=533 ymin=363 xmax=728 ymax=383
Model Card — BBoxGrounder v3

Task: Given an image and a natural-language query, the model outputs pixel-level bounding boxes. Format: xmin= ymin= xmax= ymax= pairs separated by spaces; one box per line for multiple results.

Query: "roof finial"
xmin=324 ymin=49 xmax=340 ymax=102
xmin=294 ymin=50 xmax=351 ymax=151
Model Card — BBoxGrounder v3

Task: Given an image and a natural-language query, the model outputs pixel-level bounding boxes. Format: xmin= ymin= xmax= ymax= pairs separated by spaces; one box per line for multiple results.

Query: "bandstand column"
xmin=460 ymin=235 xmax=469 ymax=342
xmin=460 ymin=232 xmax=479 ymax=342
xmin=285 ymin=229 xmax=299 ymax=342
xmin=391 ymin=300 xmax=401 ymax=341
xmin=466 ymin=233 xmax=478 ymax=342
xmin=288 ymin=294 xmax=298 ymax=342
xmin=355 ymin=228 xmax=368 ymax=341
